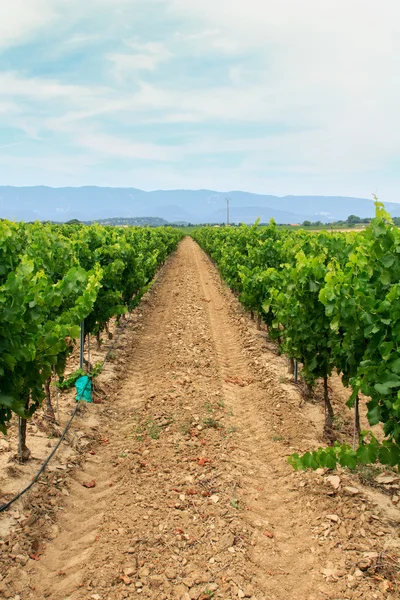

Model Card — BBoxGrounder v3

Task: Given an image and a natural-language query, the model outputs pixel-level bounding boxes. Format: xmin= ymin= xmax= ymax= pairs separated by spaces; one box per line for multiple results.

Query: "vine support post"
xmin=323 ymin=376 xmax=334 ymax=434
xmin=18 ymin=396 xmax=31 ymax=463
xmin=79 ymin=320 xmax=85 ymax=370
xmin=294 ymin=360 xmax=298 ymax=383
xmin=44 ymin=376 xmax=55 ymax=422
xmin=53 ymin=365 xmax=60 ymax=424
xmin=353 ymin=395 xmax=361 ymax=450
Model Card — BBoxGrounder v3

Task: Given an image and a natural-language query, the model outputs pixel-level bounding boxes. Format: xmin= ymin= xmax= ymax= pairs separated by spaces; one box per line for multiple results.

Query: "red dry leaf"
xmin=89 ymin=450 xmax=96 ymax=455
xmin=173 ymin=528 xmax=185 ymax=535
xmin=29 ymin=553 xmax=40 ymax=561
xmin=82 ymin=479 xmax=96 ymax=489
xmin=197 ymin=457 xmax=211 ymax=466
xmin=264 ymin=531 xmax=274 ymax=538
xmin=120 ymin=575 xmax=131 ymax=585
xmin=186 ymin=489 xmax=197 ymax=495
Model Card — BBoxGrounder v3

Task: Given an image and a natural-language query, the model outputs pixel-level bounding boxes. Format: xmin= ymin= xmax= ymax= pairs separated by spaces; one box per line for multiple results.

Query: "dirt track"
xmin=6 ymin=238 xmax=400 ymax=599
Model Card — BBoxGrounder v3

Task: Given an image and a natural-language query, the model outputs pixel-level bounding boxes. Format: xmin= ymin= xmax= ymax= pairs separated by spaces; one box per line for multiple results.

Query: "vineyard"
xmin=194 ymin=203 xmax=400 ymax=471
xmin=0 ymin=215 xmax=400 ymax=599
xmin=0 ymin=221 xmax=182 ymax=460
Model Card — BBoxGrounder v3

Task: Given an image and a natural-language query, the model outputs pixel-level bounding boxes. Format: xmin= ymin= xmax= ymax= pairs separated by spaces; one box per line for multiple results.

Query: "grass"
xmin=179 ymin=418 xmax=192 ymax=436
xmin=203 ymin=417 xmax=221 ymax=429
xmin=147 ymin=419 xmax=162 ymax=440
xmin=356 ymin=463 xmax=385 ymax=486
xmin=231 ymin=498 xmax=240 ymax=509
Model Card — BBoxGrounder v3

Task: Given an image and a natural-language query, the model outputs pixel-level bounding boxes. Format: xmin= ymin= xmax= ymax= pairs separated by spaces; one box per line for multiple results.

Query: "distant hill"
xmin=0 ymin=186 xmax=399 ymax=224
xmin=83 ymin=216 xmax=170 ymax=227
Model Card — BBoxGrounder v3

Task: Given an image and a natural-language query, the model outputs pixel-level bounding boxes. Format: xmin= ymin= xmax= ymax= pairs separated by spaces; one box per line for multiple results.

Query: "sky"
xmin=0 ymin=0 xmax=399 ymax=201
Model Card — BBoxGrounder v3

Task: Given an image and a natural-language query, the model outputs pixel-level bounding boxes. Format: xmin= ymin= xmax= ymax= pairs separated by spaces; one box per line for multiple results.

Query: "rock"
xmin=326 ymin=475 xmax=341 ymax=490
xmin=363 ymin=551 xmax=379 ymax=559
xmin=322 ymin=568 xmax=338 ymax=579
xmin=189 ymin=587 xmax=201 ymax=599
xmin=376 ymin=474 xmax=398 ymax=485
xmin=244 ymin=584 xmax=255 ymax=597
xmin=344 ymin=486 xmax=360 ymax=496
xmin=357 ymin=558 xmax=372 ymax=571
xmin=15 ymin=554 xmax=29 ymax=566
xmin=354 ymin=569 xmax=364 ymax=578
xmin=11 ymin=542 xmax=22 ymax=554
xmin=124 ymin=568 xmax=135 ymax=577
xmin=218 ymin=532 xmax=235 ymax=550
xmin=91 ymin=595 xmax=102 ymax=600
xmin=210 ymin=495 xmax=220 ymax=504
xmin=392 ymin=495 xmax=399 ymax=505
xmin=165 ymin=568 xmax=177 ymax=580
xmin=238 ymin=590 xmax=245 ymax=598
xmin=326 ymin=514 xmax=340 ymax=523
xmin=149 ymin=575 xmax=163 ymax=588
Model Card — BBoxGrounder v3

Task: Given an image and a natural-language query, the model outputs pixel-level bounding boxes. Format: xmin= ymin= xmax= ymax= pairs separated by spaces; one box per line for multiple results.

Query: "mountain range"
xmin=0 ymin=186 xmax=398 ymax=224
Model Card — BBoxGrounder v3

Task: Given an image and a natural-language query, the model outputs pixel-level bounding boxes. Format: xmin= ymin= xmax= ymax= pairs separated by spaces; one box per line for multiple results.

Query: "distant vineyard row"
xmin=0 ymin=220 xmax=182 ymax=455
xmin=194 ymin=203 xmax=400 ymax=470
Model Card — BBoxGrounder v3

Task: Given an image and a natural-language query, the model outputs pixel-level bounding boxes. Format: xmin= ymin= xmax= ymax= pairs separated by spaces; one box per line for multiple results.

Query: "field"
xmin=1 ymin=214 xmax=400 ymax=599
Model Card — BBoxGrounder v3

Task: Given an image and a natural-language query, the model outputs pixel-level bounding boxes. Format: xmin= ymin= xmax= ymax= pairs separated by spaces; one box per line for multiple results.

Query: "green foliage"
xmin=0 ymin=220 xmax=182 ymax=432
xmin=193 ymin=204 xmax=400 ymax=470
xmin=57 ymin=361 xmax=104 ymax=389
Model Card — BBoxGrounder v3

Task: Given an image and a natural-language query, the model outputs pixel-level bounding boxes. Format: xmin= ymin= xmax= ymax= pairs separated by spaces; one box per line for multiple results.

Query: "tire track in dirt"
xmin=19 ymin=237 xmax=400 ymax=600
xmin=191 ymin=240 xmax=319 ymax=599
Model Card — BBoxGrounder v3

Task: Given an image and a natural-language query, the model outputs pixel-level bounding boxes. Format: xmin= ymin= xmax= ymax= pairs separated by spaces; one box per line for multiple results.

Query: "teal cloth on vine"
xmin=75 ymin=375 xmax=92 ymax=403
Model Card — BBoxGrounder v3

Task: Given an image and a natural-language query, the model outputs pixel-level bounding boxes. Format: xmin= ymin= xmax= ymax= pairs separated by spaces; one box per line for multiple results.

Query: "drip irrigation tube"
xmin=0 ymin=404 xmax=79 ymax=513
xmin=0 ymin=308 xmax=136 ymax=514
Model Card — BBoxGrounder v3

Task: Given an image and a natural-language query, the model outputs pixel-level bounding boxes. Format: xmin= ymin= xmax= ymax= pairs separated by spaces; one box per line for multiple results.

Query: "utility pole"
xmin=225 ymin=197 xmax=230 ymax=226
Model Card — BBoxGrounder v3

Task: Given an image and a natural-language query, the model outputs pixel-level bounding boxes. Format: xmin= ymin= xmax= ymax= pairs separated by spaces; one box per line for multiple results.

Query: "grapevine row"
xmin=0 ymin=221 xmax=182 ymax=458
xmin=193 ymin=203 xmax=400 ymax=470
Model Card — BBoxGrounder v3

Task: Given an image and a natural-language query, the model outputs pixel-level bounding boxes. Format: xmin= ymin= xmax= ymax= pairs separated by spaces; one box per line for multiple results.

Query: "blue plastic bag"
xmin=75 ymin=375 xmax=92 ymax=403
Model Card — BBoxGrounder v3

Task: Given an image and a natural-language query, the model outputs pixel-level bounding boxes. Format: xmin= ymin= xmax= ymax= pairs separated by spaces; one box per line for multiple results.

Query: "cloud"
xmin=0 ymin=0 xmax=55 ymax=49
xmin=0 ymin=0 xmax=399 ymax=201
xmin=108 ymin=42 xmax=173 ymax=76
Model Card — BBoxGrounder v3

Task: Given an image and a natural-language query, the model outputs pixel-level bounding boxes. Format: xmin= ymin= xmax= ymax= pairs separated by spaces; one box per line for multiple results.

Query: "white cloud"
xmin=0 ymin=0 xmax=399 ymax=199
xmin=0 ymin=0 xmax=56 ymax=48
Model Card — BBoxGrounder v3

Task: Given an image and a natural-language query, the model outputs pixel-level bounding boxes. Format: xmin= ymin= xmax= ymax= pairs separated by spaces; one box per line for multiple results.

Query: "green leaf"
xmin=356 ymin=443 xmax=379 ymax=464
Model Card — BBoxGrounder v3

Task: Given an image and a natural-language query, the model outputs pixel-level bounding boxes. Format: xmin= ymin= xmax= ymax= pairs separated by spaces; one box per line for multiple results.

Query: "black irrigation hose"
xmin=0 ymin=310 xmax=137 ymax=514
xmin=0 ymin=404 xmax=79 ymax=513
xmin=0 ymin=262 xmax=169 ymax=514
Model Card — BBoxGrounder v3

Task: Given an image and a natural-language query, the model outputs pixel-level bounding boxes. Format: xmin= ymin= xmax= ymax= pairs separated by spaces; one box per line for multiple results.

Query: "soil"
xmin=0 ymin=237 xmax=399 ymax=600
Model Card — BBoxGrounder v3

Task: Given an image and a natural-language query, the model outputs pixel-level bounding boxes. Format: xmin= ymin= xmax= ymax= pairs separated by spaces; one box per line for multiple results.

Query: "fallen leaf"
xmin=264 ymin=531 xmax=274 ymax=538
xmin=29 ymin=553 xmax=40 ymax=561
xmin=82 ymin=479 xmax=96 ymax=488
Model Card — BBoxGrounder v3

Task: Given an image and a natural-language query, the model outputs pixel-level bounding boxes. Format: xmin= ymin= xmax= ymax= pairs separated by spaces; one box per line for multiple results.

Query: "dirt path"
xmin=9 ymin=238 xmax=400 ymax=600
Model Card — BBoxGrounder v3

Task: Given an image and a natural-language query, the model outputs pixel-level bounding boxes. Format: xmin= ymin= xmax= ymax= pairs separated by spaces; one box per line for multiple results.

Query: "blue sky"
xmin=0 ymin=0 xmax=399 ymax=200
